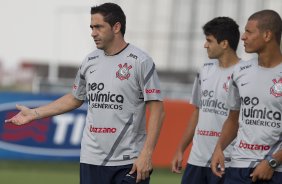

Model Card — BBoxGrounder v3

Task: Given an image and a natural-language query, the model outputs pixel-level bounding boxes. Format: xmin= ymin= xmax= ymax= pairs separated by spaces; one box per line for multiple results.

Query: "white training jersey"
xmin=227 ymin=58 xmax=282 ymax=172
xmin=188 ymin=60 xmax=238 ymax=167
xmin=72 ymin=44 xmax=163 ymax=166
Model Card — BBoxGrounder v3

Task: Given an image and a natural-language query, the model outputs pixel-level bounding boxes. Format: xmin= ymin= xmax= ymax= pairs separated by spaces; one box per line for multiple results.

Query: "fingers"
xmin=218 ymin=158 xmax=225 ymax=174
xmin=131 ymin=164 xmax=152 ymax=183
xmin=250 ymin=172 xmax=257 ymax=182
xmin=16 ymin=104 xmax=23 ymax=110
xmin=211 ymin=159 xmax=225 ymax=177
xmin=4 ymin=119 xmax=12 ymax=123
xmin=129 ymin=164 xmax=137 ymax=174
xmin=211 ymin=162 xmax=221 ymax=177
xmin=171 ymin=160 xmax=182 ymax=173
xmin=4 ymin=104 xmax=30 ymax=125
xmin=136 ymin=169 xmax=151 ymax=183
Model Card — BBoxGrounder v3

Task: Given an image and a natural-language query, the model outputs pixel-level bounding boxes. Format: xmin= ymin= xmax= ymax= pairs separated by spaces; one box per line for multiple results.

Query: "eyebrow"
xmin=90 ymin=24 xmax=103 ymax=29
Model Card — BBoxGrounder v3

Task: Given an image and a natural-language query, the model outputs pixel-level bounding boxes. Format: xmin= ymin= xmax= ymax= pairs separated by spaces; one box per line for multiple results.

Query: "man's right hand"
xmin=5 ymin=104 xmax=37 ymax=125
xmin=171 ymin=150 xmax=184 ymax=174
xmin=211 ymin=146 xmax=225 ymax=178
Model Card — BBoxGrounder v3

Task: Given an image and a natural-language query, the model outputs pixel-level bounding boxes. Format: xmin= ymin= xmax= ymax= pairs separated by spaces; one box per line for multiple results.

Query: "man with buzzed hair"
xmin=211 ymin=9 xmax=282 ymax=183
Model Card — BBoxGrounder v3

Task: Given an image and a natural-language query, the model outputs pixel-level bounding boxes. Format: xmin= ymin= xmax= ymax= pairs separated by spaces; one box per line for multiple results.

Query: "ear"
xmin=220 ymin=40 xmax=229 ymax=49
xmin=113 ymin=22 xmax=121 ymax=34
xmin=264 ymin=30 xmax=272 ymax=42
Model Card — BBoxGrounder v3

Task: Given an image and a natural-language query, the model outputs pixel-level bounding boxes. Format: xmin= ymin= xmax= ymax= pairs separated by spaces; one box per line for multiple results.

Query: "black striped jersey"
xmin=72 ymin=44 xmax=163 ymax=166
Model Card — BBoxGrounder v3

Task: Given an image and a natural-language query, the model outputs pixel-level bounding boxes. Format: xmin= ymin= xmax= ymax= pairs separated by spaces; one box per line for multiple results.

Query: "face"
xmin=241 ymin=20 xmax=265 ymax=53
xmin=90 ymin=13 xmax=115 ymax=51
xmin=204 ymin=35 xmax=224 ymax=59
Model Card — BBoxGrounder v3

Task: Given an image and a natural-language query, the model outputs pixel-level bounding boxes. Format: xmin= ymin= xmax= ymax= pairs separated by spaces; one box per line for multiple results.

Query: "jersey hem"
xmin=80 ymin=158 xmax=135 ymax=166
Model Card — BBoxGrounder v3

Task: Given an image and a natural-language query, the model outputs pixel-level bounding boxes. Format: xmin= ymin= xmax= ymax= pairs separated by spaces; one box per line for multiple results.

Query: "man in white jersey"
xmin=171 ymin=17 xmax=240 ymax=184
xmin=5 ymin=3 xmax=165 ymax=184
xmin=211 ymin=10 xmax=282 ymax=184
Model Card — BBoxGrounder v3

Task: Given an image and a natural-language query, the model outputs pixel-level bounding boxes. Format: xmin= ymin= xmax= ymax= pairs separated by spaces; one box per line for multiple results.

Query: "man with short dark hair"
xmin=171 ymin=17 xmax=240 ymax=184
xmin=5 ymin=3 xmax=165 ymax=184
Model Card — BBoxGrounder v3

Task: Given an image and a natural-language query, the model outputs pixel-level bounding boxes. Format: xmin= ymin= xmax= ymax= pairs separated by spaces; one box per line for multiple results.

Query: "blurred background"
xmin=3 ymin=0 xmax=282 ymax=98
xmin=0 ymin=0 xmax=281 ymax=183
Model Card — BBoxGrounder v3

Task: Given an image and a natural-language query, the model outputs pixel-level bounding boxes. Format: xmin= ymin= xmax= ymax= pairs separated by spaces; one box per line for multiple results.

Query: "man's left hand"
xmin=250 ymin=160 xmax=274 ymax=182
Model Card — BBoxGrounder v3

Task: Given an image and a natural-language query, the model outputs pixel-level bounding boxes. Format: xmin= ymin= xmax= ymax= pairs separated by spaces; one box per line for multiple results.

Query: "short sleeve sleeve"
xmin=137 ymin=57 xmax=163 ymax=102
xmin=227 ymin=74 xmax=241 ymax=110
xmin=72 ymin=64 xmax=87 ymax=101
xmin=190 ymin=73 xmax=201 ymax=107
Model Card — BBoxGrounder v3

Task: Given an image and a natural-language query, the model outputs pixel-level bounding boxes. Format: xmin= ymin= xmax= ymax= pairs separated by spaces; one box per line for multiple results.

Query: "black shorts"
xmin=181 ymin=164 xmax=225 ymax=184
xmin=224 ymin=167 xmax=282 ymax=184
xmin=80 ymin=163 xmax=151 ymax=184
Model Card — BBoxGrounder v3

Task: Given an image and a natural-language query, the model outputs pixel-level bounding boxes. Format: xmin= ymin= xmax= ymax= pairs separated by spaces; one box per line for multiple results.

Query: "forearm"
xmin=216 ymin=110 xmax=239 ymax=151
xmin=177 ymin=107 xmax=199 ymax=153
xmin=35 ymin=93 xmax=84 ymax=119
xmin=141 ymin=101 xmax=165 ymax=156
xmin=273 ymin=149 xmax=282 ymax=164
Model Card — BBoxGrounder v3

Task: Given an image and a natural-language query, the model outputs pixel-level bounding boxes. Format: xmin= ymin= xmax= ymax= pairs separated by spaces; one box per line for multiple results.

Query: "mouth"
xmin=94 ymin=40 xmax=101 ymax=45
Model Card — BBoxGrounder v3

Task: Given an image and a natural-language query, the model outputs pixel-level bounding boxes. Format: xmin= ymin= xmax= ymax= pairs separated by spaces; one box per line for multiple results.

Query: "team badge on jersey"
xmin=116 ymin=63 xmax=132 ymax=80
xmin=73 ymin=84 xmax=78 ymax=90
xmin=270 ymin=77 xmax=282 ymax=97
xmin=223 ymin=76 xmax=231 ymax=92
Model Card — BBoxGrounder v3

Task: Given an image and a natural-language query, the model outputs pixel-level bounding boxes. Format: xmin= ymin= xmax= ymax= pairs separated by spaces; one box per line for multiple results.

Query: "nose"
xmin=204 ymin=41 xmax=208 ymax=48
xmin=241 ymin=33 xmax=246 ymax=40
xmin=91 ymin=28 xmax=97 ymax=37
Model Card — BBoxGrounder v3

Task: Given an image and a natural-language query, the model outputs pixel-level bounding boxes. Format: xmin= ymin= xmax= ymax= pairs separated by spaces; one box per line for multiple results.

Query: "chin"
xmin=96 ymin=45 xmax=103 ymax=50
xmin=244 ymin=49 xmax=254 ymax=53
xmin=208 ymin=56 xmax=216 ymax=59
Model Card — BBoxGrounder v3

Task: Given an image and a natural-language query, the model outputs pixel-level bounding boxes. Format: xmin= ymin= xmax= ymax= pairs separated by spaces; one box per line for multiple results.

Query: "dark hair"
xmin=91 ymin=3 xmax=126 ymax=36
xmin=203 ymin=17 xmax=240 ymax=51
xmin=248 ymin=10 xmax=282 ymax=44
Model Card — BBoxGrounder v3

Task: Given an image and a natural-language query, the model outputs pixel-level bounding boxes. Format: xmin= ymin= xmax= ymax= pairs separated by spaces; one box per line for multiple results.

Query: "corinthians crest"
xmin=223 ymin=76 xmax=231 ymax=92
xmin=270 ymin=77 xmax=282 ymax=97
xmin=116 ymin=63 xmax=132 ymax=80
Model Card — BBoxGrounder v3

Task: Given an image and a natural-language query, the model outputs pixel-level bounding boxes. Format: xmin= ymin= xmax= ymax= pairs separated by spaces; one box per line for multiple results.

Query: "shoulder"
xmin=233 ymin=58 xmax=257 ymax=73
xmin=80 ymin=49 xmax=103 ymax=67
xmin=201 ymin=59 xmax=218 ymax=72
xmin=126 ymin=44 xmax=153 ymax=64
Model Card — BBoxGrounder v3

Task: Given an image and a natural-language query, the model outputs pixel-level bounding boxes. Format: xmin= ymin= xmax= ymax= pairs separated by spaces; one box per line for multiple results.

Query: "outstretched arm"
xmin=130 ymin=100 xmax=165 ymax=183
xmin=211 ymin=110 xmax=239 ymax=177
xmin=5 ymin=93 xmax=84 ymax=125
xmin=171 ymin=107 xmax=199 ymax=173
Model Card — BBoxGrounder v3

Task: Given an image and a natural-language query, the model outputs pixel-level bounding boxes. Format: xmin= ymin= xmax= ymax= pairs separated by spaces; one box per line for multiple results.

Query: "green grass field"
xmin=0 ymin=160 xmax=182 ymax=184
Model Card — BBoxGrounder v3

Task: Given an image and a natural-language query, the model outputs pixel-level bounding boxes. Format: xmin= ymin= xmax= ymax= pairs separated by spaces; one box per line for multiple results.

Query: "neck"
xmin=104 ymin=38 xmax=128 ymax=56
xmin=258 ymin=46 xmax=282 ymax=68
xmin=218 ymin=50 xmax=239 ymax=68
